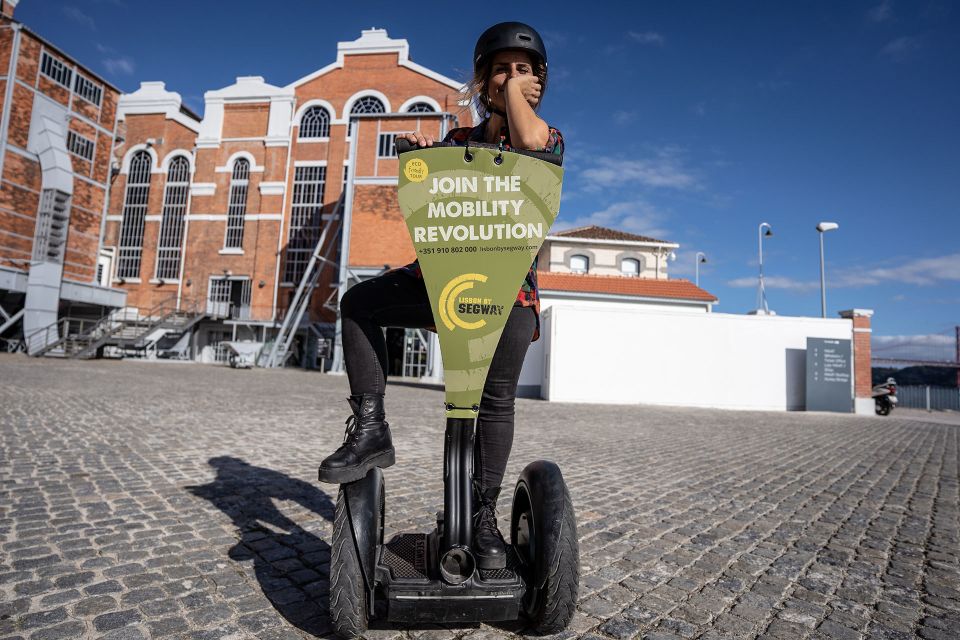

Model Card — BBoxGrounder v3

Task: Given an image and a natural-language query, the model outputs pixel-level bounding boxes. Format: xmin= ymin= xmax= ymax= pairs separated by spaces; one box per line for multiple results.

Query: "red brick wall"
xmin=0 ymin=29 xmax=119 ymax=282
xmin=349 ymin=185 xmax=414 ymax=268
xmin=851 ymin=315 xmax=872 ymax=398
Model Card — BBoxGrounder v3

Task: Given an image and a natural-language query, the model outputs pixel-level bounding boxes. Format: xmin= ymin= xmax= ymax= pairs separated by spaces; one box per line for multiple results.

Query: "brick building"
xmin=0 ymin=1 xmax=125 ymax=353
xmin=105 ymin=29 xmax=470 ymax=363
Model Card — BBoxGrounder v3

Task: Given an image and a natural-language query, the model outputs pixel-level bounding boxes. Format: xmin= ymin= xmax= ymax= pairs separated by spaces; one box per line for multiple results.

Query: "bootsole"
xmin=317 ymin=449 xmax=395 ymax=484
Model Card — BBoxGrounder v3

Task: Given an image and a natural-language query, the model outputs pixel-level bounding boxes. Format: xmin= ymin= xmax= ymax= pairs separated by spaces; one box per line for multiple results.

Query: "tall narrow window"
xmin=378 ymin=133 xmax=399 ymax=158
xmin=224 ymin=159 xmax=249 ymax=249
xmin=284 ymin=165 xmax=326 ymax=283
xmin=299 ymin=106 xmax=330 ymax=139
xmin=117 ymin=151 xmax=152 ymax=279
xmin=348 ymin=95 xmax=385 ymax=137
xmin=155 ymin=156 xmax=190 ymax=280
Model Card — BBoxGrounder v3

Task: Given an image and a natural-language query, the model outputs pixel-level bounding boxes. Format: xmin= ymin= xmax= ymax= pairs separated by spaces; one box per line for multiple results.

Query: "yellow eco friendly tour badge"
xmin=403 ymin=158 xmax=428 ymax=183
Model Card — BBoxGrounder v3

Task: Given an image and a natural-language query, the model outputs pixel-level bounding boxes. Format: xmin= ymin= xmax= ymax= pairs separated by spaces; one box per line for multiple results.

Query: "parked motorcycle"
xmin=873 ymin=377 xmax=898 ymax=416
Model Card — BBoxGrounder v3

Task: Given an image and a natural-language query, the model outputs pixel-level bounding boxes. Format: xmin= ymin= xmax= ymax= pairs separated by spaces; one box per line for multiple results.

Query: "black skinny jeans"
xmin=339 ymin=269 xmax=536 ymax=492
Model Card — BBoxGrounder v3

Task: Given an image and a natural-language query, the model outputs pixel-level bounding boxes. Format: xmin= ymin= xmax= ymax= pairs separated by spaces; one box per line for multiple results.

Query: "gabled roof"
xmin=551 ymin=225 xmax=669 ymax=244
xmin=118 ymin=81 xmax=201 ymax=132
xmin=538 ymin=272 xmax=718 ymax=303
xmin=287 ymin=28 xmax=463 ymax=91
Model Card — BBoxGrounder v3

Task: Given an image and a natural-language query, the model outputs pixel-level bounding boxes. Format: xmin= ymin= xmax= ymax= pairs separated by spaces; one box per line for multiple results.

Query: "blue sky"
xmin=19 ymin=0 xmax=960 ymax=343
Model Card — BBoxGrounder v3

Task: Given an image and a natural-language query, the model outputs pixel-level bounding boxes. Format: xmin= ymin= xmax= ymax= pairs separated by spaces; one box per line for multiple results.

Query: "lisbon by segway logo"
xmin=438 ymin=273 xmax=505 ymax=331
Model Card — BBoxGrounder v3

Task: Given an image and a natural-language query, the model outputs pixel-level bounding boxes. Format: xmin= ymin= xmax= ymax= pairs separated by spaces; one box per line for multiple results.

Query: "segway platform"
xmin=326 ymin=140 xmax=578 ymax=637
xmin=379 ymin=532 xmax=524 ymax=623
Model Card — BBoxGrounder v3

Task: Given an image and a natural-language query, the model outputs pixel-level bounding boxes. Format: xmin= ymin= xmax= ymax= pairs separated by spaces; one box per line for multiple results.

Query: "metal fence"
xmin=897 ymin=385 xmax=960 ymax=411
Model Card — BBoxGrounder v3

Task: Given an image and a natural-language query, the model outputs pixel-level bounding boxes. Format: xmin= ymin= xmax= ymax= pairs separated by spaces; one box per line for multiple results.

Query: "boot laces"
xmin=340 ymin=414 xmax=360 ymax=449
xmin=474 ymin=499 xmax=502 ymax=538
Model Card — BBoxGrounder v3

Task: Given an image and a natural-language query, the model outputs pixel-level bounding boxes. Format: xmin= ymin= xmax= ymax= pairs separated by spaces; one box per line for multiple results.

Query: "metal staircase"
xmin=262 ymin=196 xmax=344 ymax=368
xmin=25 ymin=295 xmax=205 ymax=360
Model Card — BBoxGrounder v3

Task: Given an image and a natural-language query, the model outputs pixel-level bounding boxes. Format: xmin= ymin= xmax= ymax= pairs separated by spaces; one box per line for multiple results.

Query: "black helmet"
xmin=473 ymin=22 xmax=548 ymax=73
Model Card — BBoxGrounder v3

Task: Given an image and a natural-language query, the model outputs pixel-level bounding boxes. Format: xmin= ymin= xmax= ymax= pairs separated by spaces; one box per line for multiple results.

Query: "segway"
xmin=325 ymin=139 xmax=578 ymax=636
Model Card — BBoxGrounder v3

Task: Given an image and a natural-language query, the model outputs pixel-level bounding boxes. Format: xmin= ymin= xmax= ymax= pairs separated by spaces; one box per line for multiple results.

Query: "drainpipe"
xmin=271 ymin=111 xmax=295 ymax=323
xmin=0 ymin=23 xmax=22 ymax=188
xmin=329 ymin=118 xmax=360 ymax=374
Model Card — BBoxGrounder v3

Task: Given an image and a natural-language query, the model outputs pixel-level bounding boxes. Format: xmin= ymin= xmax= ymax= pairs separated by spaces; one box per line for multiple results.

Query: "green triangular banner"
xmin=397 ymin=147 xmax=564 ymax=418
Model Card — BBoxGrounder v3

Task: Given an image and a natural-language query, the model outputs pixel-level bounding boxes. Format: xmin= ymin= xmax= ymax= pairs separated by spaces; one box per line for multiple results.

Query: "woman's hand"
xmin=401 ymin=131 xmax=435 ymax=148
xmin=506 ymin=75 xmax=542 ymax=109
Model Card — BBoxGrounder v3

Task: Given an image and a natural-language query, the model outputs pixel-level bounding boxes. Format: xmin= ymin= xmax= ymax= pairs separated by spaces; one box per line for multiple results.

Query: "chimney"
xmin=2 ymin=0 xmax=19 ymax=19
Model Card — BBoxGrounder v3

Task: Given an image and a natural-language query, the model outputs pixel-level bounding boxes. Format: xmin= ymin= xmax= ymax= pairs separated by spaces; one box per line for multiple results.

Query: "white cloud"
xmin=836 ymin=253 xmax=960 ymax=287
xmin=62 ymin=6 xmax=95 ymax=30
xmin=867 ymin=0 xmax=893 ymax=23
xmin=880 ymin=36 xmax=921 ymax=61
xmin=103 ymin=56 xmax=135 ymax=75
xmin=727 ymin=276 xmax=820 ymax=293
xmin=580 ymin=149 xmax=699 ymax=191
xmin=628 ymin=31 xmax=665 ymax=46
xmin=556 ymin=199 xmax=669 ymax=239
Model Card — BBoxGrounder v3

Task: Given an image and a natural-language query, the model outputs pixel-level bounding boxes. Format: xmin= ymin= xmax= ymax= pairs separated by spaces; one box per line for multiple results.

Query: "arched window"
xmin=406 ymin=102 xmax=436 ymax=113
xmin=569 ymin=254 xmax=589 ymax=274
xmin=299 ymin=106 xmax=330 ymax=139
xmin=224 ymin=159 xmax=249 ymax=249
xmin=349 ymin=95 xmax=385 ymax=136
xmin=117 ymin=150 xmax=152 ymax=279
xmin=351 ymin=96 xmax=385 ymax=114
xmin=621 ymin=258 xmax=640 ymax=277
xmin=155 ymin=156 xmax=190 ymax=280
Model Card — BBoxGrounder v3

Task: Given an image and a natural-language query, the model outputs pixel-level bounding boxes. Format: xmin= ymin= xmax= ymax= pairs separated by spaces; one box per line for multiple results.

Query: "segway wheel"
xmin=876 ymin=400 xmax=890 ymax=416
xmin=330 ymin=487 xmax=369 ymax=638
xmin=511 ymin=460 xmax=579 ymax=633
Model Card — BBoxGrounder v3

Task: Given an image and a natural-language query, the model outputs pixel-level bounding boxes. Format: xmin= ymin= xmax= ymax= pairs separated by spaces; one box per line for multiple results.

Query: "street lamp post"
xmin=695 ymin=252 xmax=707 ymax=287
xmin=757 ymin=222 xmax=773 ymax=314
xmin=817 ymin=221 xmax=839 ymax=318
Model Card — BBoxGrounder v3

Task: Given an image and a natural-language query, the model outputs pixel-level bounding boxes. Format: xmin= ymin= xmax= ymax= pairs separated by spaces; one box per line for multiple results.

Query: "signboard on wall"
xmin=806 ymin=337 xmax=853 ymax=412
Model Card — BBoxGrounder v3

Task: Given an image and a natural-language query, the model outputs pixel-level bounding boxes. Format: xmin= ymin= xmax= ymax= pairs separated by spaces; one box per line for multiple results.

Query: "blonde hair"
xmin=466 ymin=53 xmax=548 ymax=120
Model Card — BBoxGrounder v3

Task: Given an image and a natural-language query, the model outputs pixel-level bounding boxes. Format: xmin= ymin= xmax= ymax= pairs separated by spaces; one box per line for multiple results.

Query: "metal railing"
xmin=897 ymin=385 xmax=960 ymax=411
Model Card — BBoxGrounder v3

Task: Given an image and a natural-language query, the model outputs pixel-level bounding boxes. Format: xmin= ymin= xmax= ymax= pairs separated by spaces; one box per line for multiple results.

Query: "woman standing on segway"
xmin=318 ymin=21 xmax=563 ymax=572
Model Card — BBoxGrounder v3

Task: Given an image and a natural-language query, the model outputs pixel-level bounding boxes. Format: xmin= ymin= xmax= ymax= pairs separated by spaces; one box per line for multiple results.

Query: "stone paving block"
xmin=2 ymin=356 xmax=959 ymax=640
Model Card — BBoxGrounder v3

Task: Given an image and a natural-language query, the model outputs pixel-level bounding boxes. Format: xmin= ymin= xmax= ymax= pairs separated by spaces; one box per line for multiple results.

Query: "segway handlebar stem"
xmin=395 ymin=138 xmax=563 ymax=167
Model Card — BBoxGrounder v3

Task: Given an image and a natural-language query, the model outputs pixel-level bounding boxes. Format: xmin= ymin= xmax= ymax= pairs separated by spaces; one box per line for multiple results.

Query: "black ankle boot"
xmin=473 ymin=483 xmax=507 ymax=570
xmin=318 ymin=394 xmax=395 ymax=484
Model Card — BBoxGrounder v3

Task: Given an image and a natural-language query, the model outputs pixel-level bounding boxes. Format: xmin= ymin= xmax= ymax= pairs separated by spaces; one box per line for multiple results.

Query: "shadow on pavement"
xmin=187 ymin=456 xmax=335 ymax=637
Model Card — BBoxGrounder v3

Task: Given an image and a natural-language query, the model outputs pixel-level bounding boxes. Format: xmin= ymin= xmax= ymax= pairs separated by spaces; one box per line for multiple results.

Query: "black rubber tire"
xmin=511 ymin=460 xmax=579 ymax=634
xmin=330 ymin=487 xmax=368 ymax=638
xmin=876 ymin=400 xmax=890 ymax=416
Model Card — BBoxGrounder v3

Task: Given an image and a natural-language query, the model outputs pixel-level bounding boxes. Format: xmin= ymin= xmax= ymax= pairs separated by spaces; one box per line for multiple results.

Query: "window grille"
xmin=342 ymin=164 xmax=349 ymax=193
xmin=352 ymin=96 xmax=386 ymax=114
xmin=40 ymin=51 xmax=73 ymax=88
xmin=224 ymin=159 xmax=249 ymax=249
xmin=117 ymin=151 xmax=152 ymax=278
xmin=378 ymin=133 xmax=399 ymax=158
xmin=73 ymin=75 xmax=103 ymax=106
xmin=621 ymin=258 xmax=640 ymax=277
xmin=299 ymin=106 xmax=330 ymax=139
xmin=348 ymin=95 xmax=385 ymax=136
xmin=32 ymin=189 xmax=71 ymax=264
xmin=155 ymin=156 xmax=190 ymax=280
xmin=284 ymin=165 xmax=326 ymax=283
xmin=570 ymin=254 xmax=589 ymax=274
xmin=406 ymin=102 xmax=436 ymax=113
xmin=66 ymin=131 xmax=95 ymax=161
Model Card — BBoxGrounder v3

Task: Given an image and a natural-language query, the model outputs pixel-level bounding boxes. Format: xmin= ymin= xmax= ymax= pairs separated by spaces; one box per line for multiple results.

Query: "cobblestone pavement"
xmin=1 ymin=355 xmax=958 ymax=640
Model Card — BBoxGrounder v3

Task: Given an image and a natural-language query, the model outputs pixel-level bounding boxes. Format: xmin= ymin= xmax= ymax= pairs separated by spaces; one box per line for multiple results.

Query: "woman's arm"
xmin=503 ymin=76 xmax=550 ymax=150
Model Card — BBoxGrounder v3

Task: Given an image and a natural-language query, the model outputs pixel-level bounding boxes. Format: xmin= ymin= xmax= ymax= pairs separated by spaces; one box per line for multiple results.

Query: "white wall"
xmin=540 ymin=305 xmax=853 ymax=411
xmin=518 ymin=294 xmax=709 ymax=393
